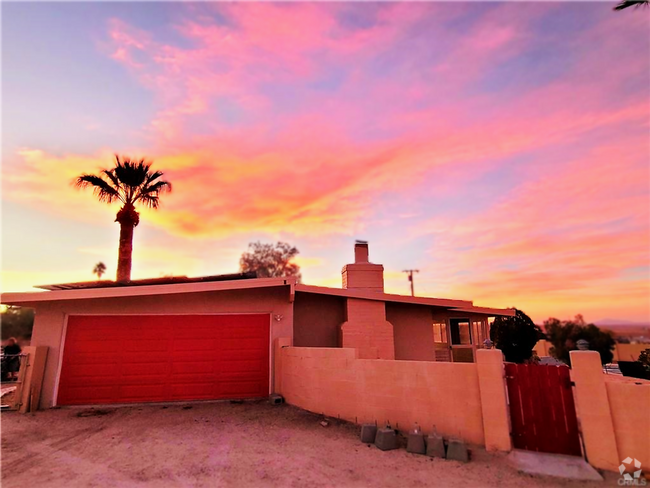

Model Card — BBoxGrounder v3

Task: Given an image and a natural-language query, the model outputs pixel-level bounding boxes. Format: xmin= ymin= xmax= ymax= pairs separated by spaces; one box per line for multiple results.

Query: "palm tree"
xmin=613 ymin=0 xmax=649 ymax=10
xmin=93 ymin=262 xmax=107 ymax=280
xmin=75 ymin=155 xmax=172 ymax=282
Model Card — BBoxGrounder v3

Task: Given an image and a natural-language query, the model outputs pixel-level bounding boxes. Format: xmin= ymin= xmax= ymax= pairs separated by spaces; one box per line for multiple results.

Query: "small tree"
xmin=239 ymin=242 xmax=301 ymax=281
xmin=637 ymin=349 xmax=650 ymax=373
xmin=489 ymin=308 xmax=544 ymax=363
xmin=0 ymin=306 xmax=35 ymax=340
xmin=93 ymin=262 xmax=107 ymax=280
xmin=544 ymin=315 xmax=615 ymax=365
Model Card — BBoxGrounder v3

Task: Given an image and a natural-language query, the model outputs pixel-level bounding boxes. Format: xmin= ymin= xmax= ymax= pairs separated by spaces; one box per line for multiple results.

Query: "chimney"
xmin=354 ymin=240 xmax=369 ymax=263
xmin=342 ymin=241 xmax=384 ymax=292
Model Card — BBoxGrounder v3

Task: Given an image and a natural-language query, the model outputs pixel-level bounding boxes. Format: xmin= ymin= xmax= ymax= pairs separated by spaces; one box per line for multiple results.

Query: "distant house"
xmin=1 ymin=242 xmax=512 ymax=408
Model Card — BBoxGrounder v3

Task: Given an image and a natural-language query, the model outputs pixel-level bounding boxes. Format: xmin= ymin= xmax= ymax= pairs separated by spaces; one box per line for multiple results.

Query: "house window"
xmin=450 ymin=318 xmax=471 ymax=345
xmin=432 ymin=321 xmax=447 ymax=343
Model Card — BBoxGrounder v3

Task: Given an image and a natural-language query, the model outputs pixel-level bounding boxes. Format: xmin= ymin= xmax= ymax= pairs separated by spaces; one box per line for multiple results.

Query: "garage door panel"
xmin=58 ymin=314 xmax=270 ymax=405
xmin=173 ymin=350 xmax=216 ymax=362
xmin=121 ymin=362 xmax=169 ymax=376
xmin=221 ymin=359 xmax=265 ymax=373
xmin=221 ymin=337 xmax=267 ymax=351
xmin=65 ymin=340 xmax=121 ymax=354
xmin=123 ymin=352 xmax=170 ymax=364
xmin=171 ymin=383 xmax=218 ymax=399
xmin=64 ymin=352 xmax=119 ymax=365
xmin=119 ymin=384 xmax=166 ymax=401
xmin=220 ymin=380 xmax=266 ymax=396
xmin=222 ymin=349 xmax=266 ymax=360
xmin=124 ymin=340 xmax=170 ymax=353
xmin=64 ymin=363 xmax=121 ymax=379
xmin=171 ymin=360 xmax=215 ymax=374
xmin=59 ymin=386 xmax=116 ymax=404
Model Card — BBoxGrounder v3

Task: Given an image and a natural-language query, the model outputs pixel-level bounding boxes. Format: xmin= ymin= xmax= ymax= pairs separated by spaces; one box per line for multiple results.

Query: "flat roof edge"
xmin=450 ymin=306 xmax=516 ymax=316
xmin=294 ymin=284 xmax=473 ymax=308
xmin=1 ymin=277 xmax=294 ymax=305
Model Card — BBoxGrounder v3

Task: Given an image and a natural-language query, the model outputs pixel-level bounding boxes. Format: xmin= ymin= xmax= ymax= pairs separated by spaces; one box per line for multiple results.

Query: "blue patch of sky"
xmin=305 ymin=66 xmax=347 ymax=93
xmin=335 ymin=3 xmax=384 ymax=31
xmin=2 ymin=3 xmax=154 ymax=158
xmin=477 ymin=44 xmax=574 ymax=96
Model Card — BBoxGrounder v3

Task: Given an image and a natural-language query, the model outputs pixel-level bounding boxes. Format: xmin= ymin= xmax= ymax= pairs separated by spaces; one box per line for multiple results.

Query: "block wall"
xmin=278 ymin=346 xmax=512 ymax=448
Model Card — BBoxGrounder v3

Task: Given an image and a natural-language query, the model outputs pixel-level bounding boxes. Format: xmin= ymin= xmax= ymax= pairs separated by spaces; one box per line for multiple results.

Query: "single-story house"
xmin=1 ymin=242 xmax=513 ymax=408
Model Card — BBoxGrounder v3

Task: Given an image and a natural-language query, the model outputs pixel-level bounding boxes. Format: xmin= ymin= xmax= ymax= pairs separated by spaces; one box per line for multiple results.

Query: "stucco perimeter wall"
xmin=570 ymin=351 xmax=650 ymax=473
xmin=277 ymin=346 xmax=512 ymax=450
xmin=605 ymin=378 xmax=650 ymax=471
xmin=30 ymin=287 xmax=293 ymax=409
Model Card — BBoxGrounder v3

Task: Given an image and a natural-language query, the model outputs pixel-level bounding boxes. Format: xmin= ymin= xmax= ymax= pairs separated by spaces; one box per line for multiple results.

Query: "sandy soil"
xmin=1 ymin=401 xmax=617 ymax=488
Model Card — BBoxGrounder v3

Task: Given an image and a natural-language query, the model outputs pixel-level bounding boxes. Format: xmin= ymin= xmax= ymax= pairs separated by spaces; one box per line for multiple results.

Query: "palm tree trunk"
xmin=117 ymin=221 xmax=134 ymax=282
xmin=115 ymin=204 xmax=139 ymax=283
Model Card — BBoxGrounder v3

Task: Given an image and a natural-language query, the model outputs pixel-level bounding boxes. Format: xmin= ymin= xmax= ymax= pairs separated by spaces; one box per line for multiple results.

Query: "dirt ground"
xmin=1 ymin=401 xmax=618 ymax=487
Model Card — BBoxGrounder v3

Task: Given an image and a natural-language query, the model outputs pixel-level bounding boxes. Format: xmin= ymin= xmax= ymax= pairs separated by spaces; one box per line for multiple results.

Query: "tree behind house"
xmin=239 ymin=241 xmax=301 ymax=282
xmin=544 ymin=314 xmax=616 ymax=365
xmin=1 ymin=306 xmax=34 ymax=340
xmin=489 ymin=308 xmax=544 ymax=363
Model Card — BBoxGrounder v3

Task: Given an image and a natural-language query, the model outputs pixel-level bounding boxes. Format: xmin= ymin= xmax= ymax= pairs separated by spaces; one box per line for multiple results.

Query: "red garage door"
xmin=57 ymin=314 xmax=270 ymax=405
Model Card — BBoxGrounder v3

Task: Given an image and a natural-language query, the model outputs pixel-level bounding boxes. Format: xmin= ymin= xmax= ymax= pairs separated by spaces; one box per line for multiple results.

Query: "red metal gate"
xmin=505 ymin=363 xmax=582 ymax=456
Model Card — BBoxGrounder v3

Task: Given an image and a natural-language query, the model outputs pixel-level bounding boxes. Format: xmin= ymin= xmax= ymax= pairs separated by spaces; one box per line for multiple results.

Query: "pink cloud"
xmin=3 ymin=4 xmax=648 ymax=321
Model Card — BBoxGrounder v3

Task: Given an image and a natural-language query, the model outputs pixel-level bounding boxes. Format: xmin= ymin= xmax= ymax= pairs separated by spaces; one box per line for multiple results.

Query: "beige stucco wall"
xmin=29 ymin=287 xmax=293 ymax=409
xmin=605 ymin=378 xmax=650 ymax=471
xmin=292 ymin=292 xmax=345 ymax=348
xmin=277 ymin=346 xmax=511 ymax=449
xmin=386 ymin=303 xmax=436 ymax=361
xmin=570 ymin=351 xmax=648 ymax=473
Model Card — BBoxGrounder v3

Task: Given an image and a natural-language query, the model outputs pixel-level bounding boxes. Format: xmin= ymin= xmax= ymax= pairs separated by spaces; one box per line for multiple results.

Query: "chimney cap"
xmin=355 ymin=240 xmax=368 ymax=245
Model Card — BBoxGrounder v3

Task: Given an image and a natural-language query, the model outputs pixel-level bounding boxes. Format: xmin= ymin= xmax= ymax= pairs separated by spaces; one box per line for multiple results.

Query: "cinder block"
xmin=375 ymin=428 xmax=398 ymax=451
xmin=360 ymin=424 xmax=377 ymax=443
xmin=446 ymin=438 xmax=468 ymax=462
xmin=407 ymin=432 xmax=426 ymax=454
xmin=426 ymin=434 xmax=446 ymax=458
xmin=269 ymin=394 xmax=284 ymax=405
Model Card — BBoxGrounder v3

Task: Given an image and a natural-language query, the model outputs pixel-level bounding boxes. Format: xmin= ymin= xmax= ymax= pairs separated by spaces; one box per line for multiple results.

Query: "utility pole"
xmin=402 ymin=269 xmax=419 ymax=296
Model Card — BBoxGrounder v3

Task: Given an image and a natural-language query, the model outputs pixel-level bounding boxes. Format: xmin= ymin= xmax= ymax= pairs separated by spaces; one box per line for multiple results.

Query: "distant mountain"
xmin=595 ymin=319 xmax=650 ymax=327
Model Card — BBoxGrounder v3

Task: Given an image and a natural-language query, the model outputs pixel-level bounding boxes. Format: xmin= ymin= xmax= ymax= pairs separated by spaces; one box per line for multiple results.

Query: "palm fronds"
xmin=613 ymin=0 xmax=649 ymax=10
xmin=74 ymin=174 xmax=122 ymax=204
xmin=74 ymin=155 xmax=172 ymax=208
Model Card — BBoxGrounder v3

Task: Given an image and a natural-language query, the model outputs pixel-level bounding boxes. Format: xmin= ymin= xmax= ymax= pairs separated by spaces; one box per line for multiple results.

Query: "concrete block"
xmin=407 ymin=432 xmax=426 ymax=455
xmin=426 ymin=434 xmax=446 ymax=458
xmin=269 ymin=394 xmax=284 ymax=405
xmin=360 ymin=424 xmax=377 ymax=444
xmin=375 ymin=428 xmax=398 ymax=451
xmin=447 ymin=438 xmax=469 ymax=463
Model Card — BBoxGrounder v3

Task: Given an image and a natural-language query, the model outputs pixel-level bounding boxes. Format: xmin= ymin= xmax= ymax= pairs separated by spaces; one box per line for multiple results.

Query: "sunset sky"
xmin=2 ymin=2 xmax=649 ymax=323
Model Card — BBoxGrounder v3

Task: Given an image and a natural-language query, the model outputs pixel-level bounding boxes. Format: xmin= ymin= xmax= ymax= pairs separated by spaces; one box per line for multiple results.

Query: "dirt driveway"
xmin=1 ymin=401 xmax=615 ymax=487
